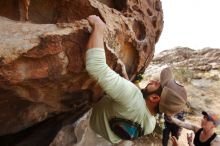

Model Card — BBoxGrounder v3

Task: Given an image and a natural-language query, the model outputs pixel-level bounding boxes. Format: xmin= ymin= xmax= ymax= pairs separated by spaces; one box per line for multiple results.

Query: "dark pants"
xmin=162 ymin=122 xmax=182 ymax=146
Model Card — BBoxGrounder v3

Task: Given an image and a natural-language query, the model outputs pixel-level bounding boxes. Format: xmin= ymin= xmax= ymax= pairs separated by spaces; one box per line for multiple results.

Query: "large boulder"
xmin=0 ymin=0 xmax=163 ymax=145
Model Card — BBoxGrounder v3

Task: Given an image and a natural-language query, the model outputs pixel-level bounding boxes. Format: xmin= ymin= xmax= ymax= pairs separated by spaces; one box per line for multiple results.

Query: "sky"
xmin=155 ymin=0 xmax=220 ymax=54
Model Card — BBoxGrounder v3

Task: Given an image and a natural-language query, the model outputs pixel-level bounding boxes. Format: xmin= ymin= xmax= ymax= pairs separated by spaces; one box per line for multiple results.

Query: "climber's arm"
xmin=86 ymin=15 xmax=140 ymax=106
xmin=171 ymin=117 xmax=200 ymax=132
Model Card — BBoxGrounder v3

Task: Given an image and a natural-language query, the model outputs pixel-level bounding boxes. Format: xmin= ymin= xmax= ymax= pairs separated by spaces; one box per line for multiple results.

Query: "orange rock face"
xmin=0 ymin=0 xmax=163 ymax=145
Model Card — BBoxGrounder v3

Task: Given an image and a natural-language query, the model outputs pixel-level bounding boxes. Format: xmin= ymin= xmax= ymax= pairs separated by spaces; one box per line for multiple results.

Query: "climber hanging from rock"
xmin=85 ymin=15 xmax=188 ymax=144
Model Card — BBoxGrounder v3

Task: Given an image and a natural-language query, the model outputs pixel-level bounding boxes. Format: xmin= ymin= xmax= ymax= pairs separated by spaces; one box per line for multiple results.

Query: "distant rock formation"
xmin=153 ymin=47 xmax=220 ymax=71
xmin=0 ymin=0 xmax=163 ymax=145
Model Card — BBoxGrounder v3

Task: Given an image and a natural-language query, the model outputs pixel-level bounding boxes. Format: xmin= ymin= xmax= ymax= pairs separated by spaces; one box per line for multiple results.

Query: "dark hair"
xmin=141 ymin=85 xmax=163 ymax=99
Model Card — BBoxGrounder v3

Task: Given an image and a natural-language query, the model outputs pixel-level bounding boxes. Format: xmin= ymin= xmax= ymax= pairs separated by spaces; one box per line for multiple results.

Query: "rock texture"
xmin=153 ymin=47 xmax=220 ymax=71
xmin=0 ymin=0 xmax=163 ymax=145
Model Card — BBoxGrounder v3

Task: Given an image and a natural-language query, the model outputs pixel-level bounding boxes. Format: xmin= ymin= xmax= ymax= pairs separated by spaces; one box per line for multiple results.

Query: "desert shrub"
xmin=173 ymin=67 xmax=194 ymax=83
xmin=210 ymin=74 xmax=219 ymax=81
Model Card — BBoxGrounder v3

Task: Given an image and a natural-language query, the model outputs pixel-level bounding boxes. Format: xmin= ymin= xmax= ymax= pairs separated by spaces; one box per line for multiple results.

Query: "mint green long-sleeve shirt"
xmin=86 ymin=48 xmax=156 ymax=143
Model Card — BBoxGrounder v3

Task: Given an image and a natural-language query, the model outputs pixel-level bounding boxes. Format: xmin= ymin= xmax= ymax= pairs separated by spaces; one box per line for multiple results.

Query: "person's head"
xmin=141 ymin=67 xmax=187 ymax=116
xmin=201 ymin=111 xmax=220 ymax=130
xmin=141 ymin=80 xmax=162 ymax=113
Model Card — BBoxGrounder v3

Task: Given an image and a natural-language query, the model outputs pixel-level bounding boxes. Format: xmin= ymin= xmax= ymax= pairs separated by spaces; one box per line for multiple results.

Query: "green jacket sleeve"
xmin=86 ymin=48 xmax=142 ymax=107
